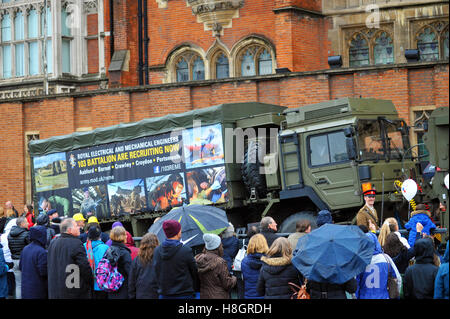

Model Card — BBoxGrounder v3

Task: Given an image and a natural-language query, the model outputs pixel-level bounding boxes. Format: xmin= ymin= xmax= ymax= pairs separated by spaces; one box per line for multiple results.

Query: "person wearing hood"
xmin=316 ymin=210 xmax=333 ymax=228
xmin=125 ymin=232 xmax=139 ymax=260
xmin=404 ymin=237 xmax=439 ymax=299
xmin=79 ymin=216 xmax=109 ymax=244
xmin=241 ymin=233 xmax=268 ymax=299
xmin=404 ymin=204 xmax=436 ymax=248
xmin=152 ymin=219 xmax=199 ymax=299
xmin=7 ymin=216 xmax=30 ymax=299
xmin=257 ymin=237 xmax=302 ymax=299
xmin=19 ymin=226 xmax=48 ymax=299
xmin=195 ymin=233 xmax=237 ymax=299
xmin=84 ymin=225 xmax=109 ymax=299
xmin=107 ymin=226 xmax=132 ymax=299
xmin=106 ymin=221 xmax=125 ymax=246
xmin=356 ymin=232 xmax=402 ymax=299
xmin=434 ymin=241 xmax=449 ymax=299
xmin=35 ymin=213 xmax=56 ymax=249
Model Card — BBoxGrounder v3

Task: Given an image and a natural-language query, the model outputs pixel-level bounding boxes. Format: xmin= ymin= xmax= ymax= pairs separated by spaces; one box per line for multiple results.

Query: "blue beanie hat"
xmin=316 ymin=210 xmax=332 ymax=227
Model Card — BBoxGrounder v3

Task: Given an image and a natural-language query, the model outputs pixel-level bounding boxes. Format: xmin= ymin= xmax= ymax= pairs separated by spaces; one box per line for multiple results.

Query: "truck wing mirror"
xmin=343 ymin=127 xmax=355 ymax=137
xmin=346 ymin=137 xmax=357 ymax=160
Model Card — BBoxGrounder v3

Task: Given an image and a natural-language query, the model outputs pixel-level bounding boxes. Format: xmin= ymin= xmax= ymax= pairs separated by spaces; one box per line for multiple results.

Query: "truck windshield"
xmin=357 ymin=119 xmax=408 ymax=161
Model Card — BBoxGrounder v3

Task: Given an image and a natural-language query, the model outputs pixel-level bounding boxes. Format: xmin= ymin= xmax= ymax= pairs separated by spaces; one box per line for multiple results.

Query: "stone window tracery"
xmin=345 ymin=26 xmax=395 ymax=67
xmin=412 ymin=20 xmax=449 ymax=62
xmin=349 ymin=32 xmax=369 ymax=67
xmin=235 ymin=43 xmax=274 ymax=77
xmin=174 ymin=51 xmax=205 ymax=82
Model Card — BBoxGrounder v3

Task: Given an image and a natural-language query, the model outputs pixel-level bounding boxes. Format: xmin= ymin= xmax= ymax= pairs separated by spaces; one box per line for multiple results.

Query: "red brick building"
xmin=0 ymin=0 xmax=448 ymax=208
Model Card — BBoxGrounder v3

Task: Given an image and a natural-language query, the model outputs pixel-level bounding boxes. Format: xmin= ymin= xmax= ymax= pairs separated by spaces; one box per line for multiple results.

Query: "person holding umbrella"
xmin=152 ymin=219 xmax=199 ymax=299
xmin=355 ymin=232 xmax=402 ymax=299
xmin=292 ymin=224 xmax=375 ymax=298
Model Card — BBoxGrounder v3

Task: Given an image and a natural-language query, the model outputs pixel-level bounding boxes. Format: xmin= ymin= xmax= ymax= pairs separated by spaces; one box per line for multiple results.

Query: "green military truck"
xmin=28 ymin=98 xmax=443 ymax=237
xmin=423 ymin=107 xmax=449 ymax=234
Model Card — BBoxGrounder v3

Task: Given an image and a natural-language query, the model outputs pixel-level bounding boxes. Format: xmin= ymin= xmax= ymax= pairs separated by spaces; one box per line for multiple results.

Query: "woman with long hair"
xmin=256 ymin=237 xmax=302 ymax=299
xmin=378 ymin=217 xmax=410 ymax=248
xmin=383 ymin=232 xmax=416 ymax=275
xmin=128 ymin=232 xmax=160 ymax=299
xmin=241 ymin=233 xmax=269 ymax=299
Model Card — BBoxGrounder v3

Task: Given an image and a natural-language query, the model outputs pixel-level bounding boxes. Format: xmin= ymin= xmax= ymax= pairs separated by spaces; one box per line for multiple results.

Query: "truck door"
xmin=302 ymin=128 xmax=362 ymax=209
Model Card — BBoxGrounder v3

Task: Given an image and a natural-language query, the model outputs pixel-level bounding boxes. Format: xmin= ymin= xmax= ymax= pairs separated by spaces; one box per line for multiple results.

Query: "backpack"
xmin=95 ymin=247 xmax=124 ymax=292
xmin=232 ymin=239 xmax=247 ymax=272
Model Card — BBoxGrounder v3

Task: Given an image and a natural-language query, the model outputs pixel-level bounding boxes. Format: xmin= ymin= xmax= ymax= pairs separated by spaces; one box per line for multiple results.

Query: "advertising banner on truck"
xmin=33 ymin=123 xmax=228 ymax=219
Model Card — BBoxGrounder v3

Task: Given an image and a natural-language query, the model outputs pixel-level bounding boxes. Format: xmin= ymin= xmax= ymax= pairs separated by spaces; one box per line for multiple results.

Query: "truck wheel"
xmin=279 ymin=211 xmax=316 ymax=234
xmin=241 ymin=139 xmax=267 ymax=198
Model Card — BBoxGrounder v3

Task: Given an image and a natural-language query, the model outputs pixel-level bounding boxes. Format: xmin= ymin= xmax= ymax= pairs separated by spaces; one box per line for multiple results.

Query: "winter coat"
xmin=152 ymin=239 xmax=199 ymax=298
xmin=260 ymin=229 xmax=279 ymax=248
xmin=25 ymin=212 xmax=35 ymax=229
xmin=356 ymin=232 xmax=402 ymax=299
xmin=404 ymin=238 xmax=439 ymax=299
xmin=125 ymin=232 xmax=139 ymax=261
xmin=128 ymin=256 xmax=158 ymax=299
xmin=392 ymin=246 xmax=416 ymax=274
xmin=404 ymin=209 xmax=436 ymax=248
xmin=84 ymin=239 xmax=109 ymax=291
xmin=288 ymin=232 xmax=307 ymax=252
xmin=356 ymin=204 xmax=379 ymax=230
xmin=108 ymin=241 xmax=132 ymax=299
xmin=195 ymin=249 xmax=236 ymax=299
xmin=307 ymin=279 xmax=357 ymax=299
xmin=47 ymin=233 xmax=94 ymax=299
xmin=8 ymin=225 xmax=30 ymax=260
xmin=0 ymin=243 xmax=9 ymax=298
xmin=19 ymin=226 xmax=48 ymax=299
xmin=241 ymin=253 xmax=265 ymax=299
xmin=35 ymin=214 xmax=56 ymax=249
xmin=222 ymin=236 xmax=239 ymax=272
xmin=257 ymin=255 xmax=302 ymax=299
xmin=434 ymin=241 xmax=449 ymax=299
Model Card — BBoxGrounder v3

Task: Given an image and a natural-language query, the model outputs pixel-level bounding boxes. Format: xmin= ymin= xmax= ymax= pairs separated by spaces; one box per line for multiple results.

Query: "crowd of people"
xmin=0 ymin=192 xmax=448 ymax=300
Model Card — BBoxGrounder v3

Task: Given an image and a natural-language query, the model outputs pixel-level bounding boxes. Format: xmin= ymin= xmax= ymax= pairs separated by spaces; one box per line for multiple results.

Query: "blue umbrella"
xmin=147 ymin=204 xmax=229 ymax=247
xmin=292 ymin=224 xmax=374 ymax=284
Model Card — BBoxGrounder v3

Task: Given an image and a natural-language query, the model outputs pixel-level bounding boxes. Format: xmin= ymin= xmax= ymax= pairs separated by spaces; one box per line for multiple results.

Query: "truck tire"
xmin=279 ymin=211 xmax=317 ymax=234
xmin=241 ymin=139 xmax=267 ymax=199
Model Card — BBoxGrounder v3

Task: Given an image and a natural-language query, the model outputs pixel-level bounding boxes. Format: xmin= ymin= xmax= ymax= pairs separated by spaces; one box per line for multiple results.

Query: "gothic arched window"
xmin=417 ymin=27 xmax=439 ymax=61
xmin=215 ymin=52 xmax=229 ymax=79
xmin=258 ymin=49 xmax=272 ymax=75
xmin=349 ymin=33 xmax=369 ymax=67
xmin=374 ymin=32 xmax=394 ymax=65
xmin=174 ymin=52 xmax=205 ymax=82
xmin=176 ymin=57 xmax=189 ymax=82
xmin=192 ymin=56 xmax=205 ymax=81
xmin=237 ymin=44 xmax=274 ymax=77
